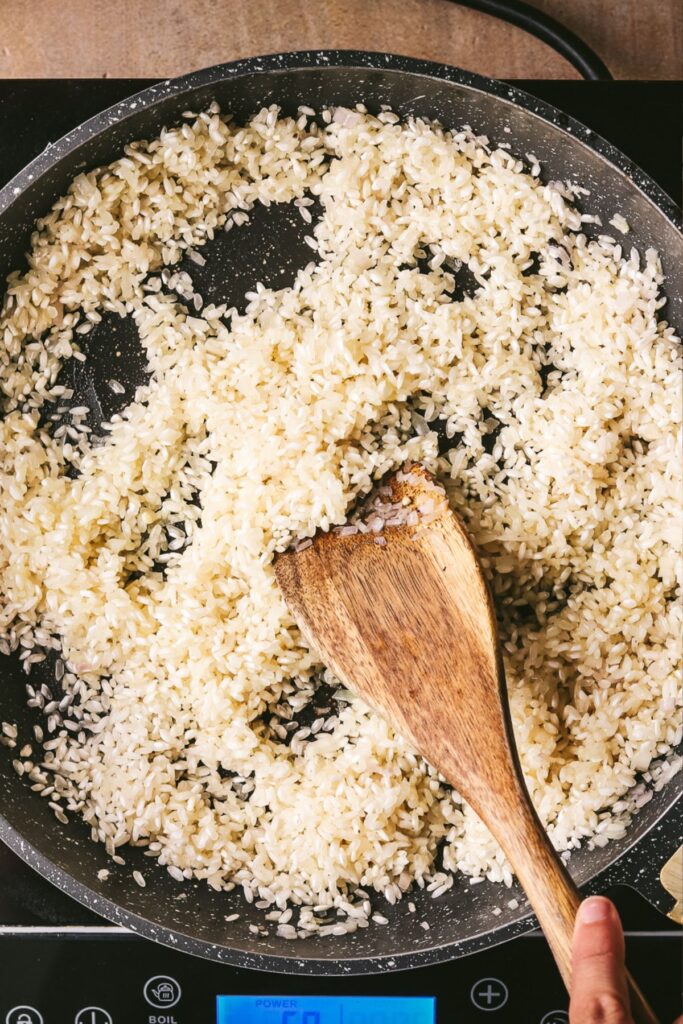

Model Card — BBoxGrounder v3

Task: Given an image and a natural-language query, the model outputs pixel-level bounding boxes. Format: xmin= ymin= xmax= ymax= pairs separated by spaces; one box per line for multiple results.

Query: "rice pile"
xmin=0 ymin=101 xmax=681 ymax=936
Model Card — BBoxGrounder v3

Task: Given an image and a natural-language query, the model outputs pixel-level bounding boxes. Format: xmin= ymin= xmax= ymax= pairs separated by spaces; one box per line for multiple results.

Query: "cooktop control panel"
xmin=0 ymin=931 xmax=680 ymax=1024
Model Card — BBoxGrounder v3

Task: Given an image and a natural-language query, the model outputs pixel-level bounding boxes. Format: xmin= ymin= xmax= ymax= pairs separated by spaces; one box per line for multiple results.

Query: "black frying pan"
xmin=0 ymin=52 xmax=681 ymax=975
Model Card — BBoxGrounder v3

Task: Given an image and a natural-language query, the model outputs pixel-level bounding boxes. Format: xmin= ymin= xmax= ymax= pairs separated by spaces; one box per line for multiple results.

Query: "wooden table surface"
xmin=0 ymin=0 xmax=680 ymax=80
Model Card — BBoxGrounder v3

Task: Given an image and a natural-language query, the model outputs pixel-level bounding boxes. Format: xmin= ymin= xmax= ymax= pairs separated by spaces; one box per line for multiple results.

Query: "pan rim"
xmin=0 ymin=51 xmax=681 ymax=227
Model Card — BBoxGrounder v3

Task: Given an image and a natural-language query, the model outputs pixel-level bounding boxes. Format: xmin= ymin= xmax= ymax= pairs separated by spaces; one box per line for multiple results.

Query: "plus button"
xmin=470 ymin=977 xmax=509 ymax=1011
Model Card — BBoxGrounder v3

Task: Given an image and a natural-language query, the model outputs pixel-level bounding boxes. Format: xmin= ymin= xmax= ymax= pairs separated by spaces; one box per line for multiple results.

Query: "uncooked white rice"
xmin=610 ymin=213 xmax=630 ymax=235
xmin=0 ymin=102 xmax=681 ymax=933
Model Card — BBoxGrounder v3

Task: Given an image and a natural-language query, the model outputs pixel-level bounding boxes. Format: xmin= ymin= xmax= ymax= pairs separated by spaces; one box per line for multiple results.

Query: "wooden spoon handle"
xmin=625 ymin=976 xmax=664 ymax=1024
xmin=490 ymin=791 xmax=660 ymax=1024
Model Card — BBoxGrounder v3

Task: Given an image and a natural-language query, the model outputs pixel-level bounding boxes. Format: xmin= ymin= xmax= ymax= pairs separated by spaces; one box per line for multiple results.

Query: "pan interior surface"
xmin=0 ymin=53 xmax=680 ymax=974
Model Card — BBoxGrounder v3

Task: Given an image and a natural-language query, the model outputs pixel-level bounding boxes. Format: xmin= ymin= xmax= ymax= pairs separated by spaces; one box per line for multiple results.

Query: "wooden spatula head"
xmin=275 ymin=464 xmax=511 ymax=812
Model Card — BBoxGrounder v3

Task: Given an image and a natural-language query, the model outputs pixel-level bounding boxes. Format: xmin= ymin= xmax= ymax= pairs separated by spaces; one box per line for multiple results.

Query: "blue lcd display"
xmin=216 ymin=995 xmax=435 ymax=1024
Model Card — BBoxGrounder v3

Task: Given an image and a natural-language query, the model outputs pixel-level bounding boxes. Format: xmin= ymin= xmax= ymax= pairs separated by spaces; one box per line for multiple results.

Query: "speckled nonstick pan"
xmin=0 ymin=51 xmax=681 ymax=975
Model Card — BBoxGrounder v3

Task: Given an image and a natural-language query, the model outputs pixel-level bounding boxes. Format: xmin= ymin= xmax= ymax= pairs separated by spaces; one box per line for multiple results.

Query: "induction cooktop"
xmin=0 ymin=78 xmax=681 ymax=1024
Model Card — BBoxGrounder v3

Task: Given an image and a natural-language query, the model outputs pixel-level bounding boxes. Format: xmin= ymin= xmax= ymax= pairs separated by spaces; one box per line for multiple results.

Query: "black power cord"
xmin=446 ymin=0 xmax=613 ymax=80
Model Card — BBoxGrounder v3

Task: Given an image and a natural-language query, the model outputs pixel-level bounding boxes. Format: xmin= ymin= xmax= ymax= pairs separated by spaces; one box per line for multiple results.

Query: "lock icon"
xmin=5 ymin=1009 xmax=44 ymax=1024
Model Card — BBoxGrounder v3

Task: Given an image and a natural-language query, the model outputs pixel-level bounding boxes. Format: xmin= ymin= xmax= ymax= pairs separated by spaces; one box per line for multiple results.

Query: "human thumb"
xmin=569 ymin=896 xmax=632 ymax=1024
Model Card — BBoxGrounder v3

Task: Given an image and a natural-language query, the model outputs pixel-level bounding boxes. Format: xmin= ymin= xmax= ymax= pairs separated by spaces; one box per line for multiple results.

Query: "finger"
xmin=569 ymin=896 xmax=632 ymax=1024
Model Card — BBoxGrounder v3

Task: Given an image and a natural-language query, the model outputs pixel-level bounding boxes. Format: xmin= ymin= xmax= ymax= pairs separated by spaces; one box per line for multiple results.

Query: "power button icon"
xmin=74 ymin=1010 xmax=113 ymax=1024
xmin=6 ymin=1009 xmax=44 ymax=1024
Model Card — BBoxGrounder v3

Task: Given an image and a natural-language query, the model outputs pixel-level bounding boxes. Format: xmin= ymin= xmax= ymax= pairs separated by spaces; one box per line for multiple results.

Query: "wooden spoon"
xmin=275 ymin=464 xmax=658 ymax=1024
